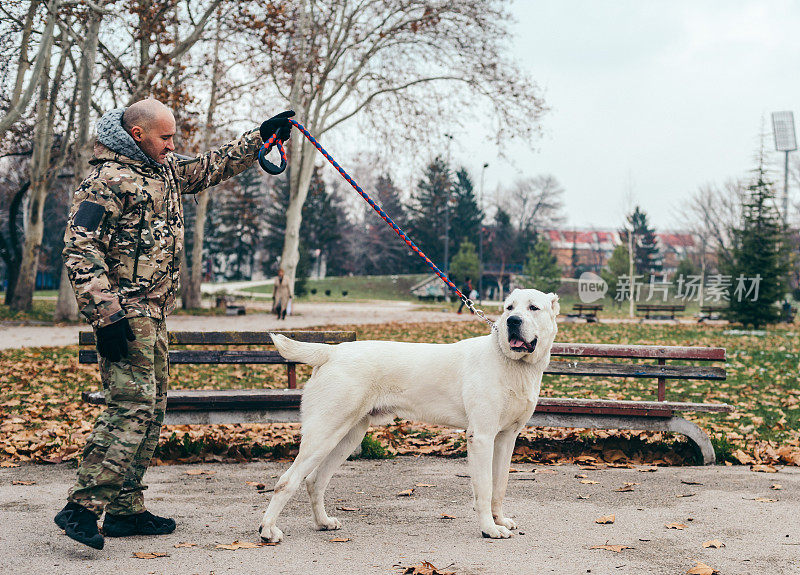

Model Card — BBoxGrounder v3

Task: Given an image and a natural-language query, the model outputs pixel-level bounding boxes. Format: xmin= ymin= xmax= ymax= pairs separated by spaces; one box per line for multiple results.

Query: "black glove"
xmin=260 ymin=110 xmax=295 ymax=143
xmin=96 ymin=317 xmax=136 ymax=362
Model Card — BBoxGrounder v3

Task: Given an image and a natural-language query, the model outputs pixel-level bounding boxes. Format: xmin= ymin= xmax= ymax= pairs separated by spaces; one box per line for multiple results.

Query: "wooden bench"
xmin=568 ymin=304 xmax=603 ymax=322
xmin=697 ymin=305 xmax=725 ymax=322
xmin=80 ymin=334 xmax=731 ymax=465
xmin=636 ymin=304 xmax=686 ymax=320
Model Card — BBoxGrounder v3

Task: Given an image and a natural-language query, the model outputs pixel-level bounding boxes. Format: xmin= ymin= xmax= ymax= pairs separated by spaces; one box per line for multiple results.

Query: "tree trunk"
xmin=184 ymin=16 xmax=222 ymax=309
xmin=55 ymin=12 xmax=103 ymax=322
xmin=10 ymin=45 xmax=55 ymax=311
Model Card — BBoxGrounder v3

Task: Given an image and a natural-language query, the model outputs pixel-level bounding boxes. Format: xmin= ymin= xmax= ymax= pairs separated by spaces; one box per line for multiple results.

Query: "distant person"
xmin=56 ymin=98 xmax=294 ymax=550
xmin=457 ymin=277 xmax=473 ymax=314
xmin=273 ymin=268 xmax=293 ymax=320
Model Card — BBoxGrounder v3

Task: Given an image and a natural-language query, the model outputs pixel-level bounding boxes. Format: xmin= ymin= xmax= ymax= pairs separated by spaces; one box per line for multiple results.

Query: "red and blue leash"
xmin=258 ymin=119 xmax=495 ymax=330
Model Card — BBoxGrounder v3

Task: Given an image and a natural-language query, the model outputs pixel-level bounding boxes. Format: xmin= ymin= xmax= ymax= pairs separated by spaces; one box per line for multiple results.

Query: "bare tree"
xmin=682 ymin=179 xmax=746 ymax=268
xmin=243 ymin=0 xmax=546 ymax=291
xmin=498 ymin=174 xmax=565 ymax=234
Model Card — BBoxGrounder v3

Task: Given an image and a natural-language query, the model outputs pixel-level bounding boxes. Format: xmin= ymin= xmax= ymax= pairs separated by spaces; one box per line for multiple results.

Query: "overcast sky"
xmin=452 ymin=0 xmax=800 ymax=230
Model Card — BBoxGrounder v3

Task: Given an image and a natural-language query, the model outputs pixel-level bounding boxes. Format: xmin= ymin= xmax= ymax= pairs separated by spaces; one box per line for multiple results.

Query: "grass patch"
xmin=355 ymin=433 xmax=394 ymax=460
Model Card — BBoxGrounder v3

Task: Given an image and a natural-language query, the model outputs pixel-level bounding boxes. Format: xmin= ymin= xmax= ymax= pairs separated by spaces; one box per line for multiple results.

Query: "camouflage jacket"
xmin=63 ymin=129 xmax=262 ymax=327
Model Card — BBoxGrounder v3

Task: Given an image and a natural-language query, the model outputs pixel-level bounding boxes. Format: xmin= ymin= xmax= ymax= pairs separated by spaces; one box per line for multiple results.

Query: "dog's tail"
xmin=270 ymin=333 xmax=333 ymax=367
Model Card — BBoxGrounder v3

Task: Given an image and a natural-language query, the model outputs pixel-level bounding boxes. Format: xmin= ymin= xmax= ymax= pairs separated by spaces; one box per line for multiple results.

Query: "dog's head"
xmin=496 ymin=289 xmax=559 ymax=362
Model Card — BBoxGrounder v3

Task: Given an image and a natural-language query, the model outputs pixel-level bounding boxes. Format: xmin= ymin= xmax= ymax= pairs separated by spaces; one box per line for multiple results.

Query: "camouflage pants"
xmin=68 ymin=317 xmax=168 ymax=515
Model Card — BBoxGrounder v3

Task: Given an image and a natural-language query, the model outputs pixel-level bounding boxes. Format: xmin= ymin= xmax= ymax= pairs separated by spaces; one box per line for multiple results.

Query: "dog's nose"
xmin=507 ymin=315 xmax=523 ymax=328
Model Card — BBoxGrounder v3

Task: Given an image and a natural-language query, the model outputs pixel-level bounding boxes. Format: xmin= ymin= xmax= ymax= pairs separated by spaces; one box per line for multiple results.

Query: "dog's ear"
xmin=548 ymin=293 xmax=560 ymax=316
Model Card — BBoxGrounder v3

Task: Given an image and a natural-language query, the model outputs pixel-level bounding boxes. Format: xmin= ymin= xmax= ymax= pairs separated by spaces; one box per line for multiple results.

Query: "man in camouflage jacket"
xmin=55 ymin=99 xmax=293 ymax=549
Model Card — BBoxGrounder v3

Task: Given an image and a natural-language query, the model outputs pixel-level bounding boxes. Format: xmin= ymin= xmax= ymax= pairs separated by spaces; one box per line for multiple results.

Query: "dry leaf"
xmin=132 ymin=552 xmax=169 ymax=559
xmin=754 ymin=497 xmax=777 ymax=503
xmin=616 ymin=482 xmax=638 ymax=492
xmin=11 ymin=480 xmax=35 ymax=485
xmin=702 ymin=539 xmax=725 ymax=548
xmin=589 ymin=544 xmax=633 ymax=553
xmin=186 ymin=469 xmax=214 ymax=476
xmin=580 ymin=479 xmax=599 ymax=485
xmin=397 ymin=488 xmax=415 ymax=496
xmin=336 ymin=506 xmax=358 ymax=511
xmin=245 ymin=481 xmax=266 ymax=489
xmin=440 ymin=514 xmax=456 ymax=519
xmin=771 ymin=484 xmax=782 ymax=490
xmin=575 ymin=474 xmax=588 ymax=479
xmin=215 ymin=540 xmax=261 ymax=550
xmin=687 ymin=561 xmax=718 ymax=574
xmin=680 ymin=480 xmax=703 ymax=485
xmin=415 ymin=483 xmax=436 ymax=487
xmin=508 ymin=468 xmax=520 ymax=473
xmin=638 ymin=467 xmax=658 ymax=473
xmin=174 ymin=542 xmax=197 ymax=548
xmin=329 ymin=538 xmax=350 ymax=543
xmin=577 ymin=494 xmax=591 ymax=500
xmin=676 ymin=493 xmax=696 ymax=498
xmin=750 ymin=464 xmax=777 ymax=473
xmin=595 ymin=514 xmax=615 ymax=524
xmin=0 ymin=461 xmax=19 ymax=468
xmin=665 ymin=522 xmax=687 ymax=530
xmin=402 ymin=561 xmax=456 ymax=575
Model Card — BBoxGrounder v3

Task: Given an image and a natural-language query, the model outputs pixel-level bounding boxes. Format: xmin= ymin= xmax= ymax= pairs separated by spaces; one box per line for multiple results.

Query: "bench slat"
xmin=545 ymin=360 xmax=725 ymax=380
xmin=81 ymin=389 xmax=732 ymax=414
xmin=79 ymin=330 xmax=356 ymax=346
xmin=79 ymin=349 xmax=291 ymax=364
xmin=550 ymin=343 xmax=725 ymax=360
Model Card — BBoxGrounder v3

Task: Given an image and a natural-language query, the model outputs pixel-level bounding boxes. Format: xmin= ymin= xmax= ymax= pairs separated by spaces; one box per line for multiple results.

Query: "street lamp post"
xmin=478 ymin=162 xmax=489 ymax=303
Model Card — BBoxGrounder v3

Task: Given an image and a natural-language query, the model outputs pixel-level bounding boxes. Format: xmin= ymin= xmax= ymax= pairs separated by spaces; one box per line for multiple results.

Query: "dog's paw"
xmin=258 ymin=523 xmax=284 ymax=543
xmin=316 ymin=516 xmax=342 ymax=531
xmin=494 ymin=516 xmax=517 ymax=530
xmin=481 ymin=525 xmax=513 ymax=539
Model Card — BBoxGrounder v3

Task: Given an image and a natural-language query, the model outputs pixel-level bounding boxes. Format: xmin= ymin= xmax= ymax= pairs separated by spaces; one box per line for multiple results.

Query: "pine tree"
xmin=619 ymin=206 xmax=661 ymax=278
xmin=450 ymin=168 xmax=483 ymax=255
xmin=408 ymin=157 xmax=453 ymax=270
xmin=723 ymin=157 xmax=789 ymax=327
xmin=601 ymin=244 xmax=630 ymax=304
xmin=522 ymin=238 xmax=561 ymax=293
xmin=361 ymin=174 xmax=416 ymax=275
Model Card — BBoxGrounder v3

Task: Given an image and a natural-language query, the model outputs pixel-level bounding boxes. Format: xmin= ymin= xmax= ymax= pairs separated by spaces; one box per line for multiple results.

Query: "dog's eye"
xmin=528 ymin=304 xmax=540 ymax=311
xmin=506 ymin=304 xmax=513 ymax=311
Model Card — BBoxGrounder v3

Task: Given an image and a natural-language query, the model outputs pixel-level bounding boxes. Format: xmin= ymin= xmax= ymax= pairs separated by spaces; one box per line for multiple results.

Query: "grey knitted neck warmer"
xmin=96 ymin=108 xmax=161 ymax=168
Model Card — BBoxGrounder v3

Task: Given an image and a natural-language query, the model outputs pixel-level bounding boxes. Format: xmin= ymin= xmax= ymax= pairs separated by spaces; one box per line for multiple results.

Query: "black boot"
xmin=103 ymin=510 xmax=176 ymax=537
xmin=54 ymin=502 xmax=104 ymax=550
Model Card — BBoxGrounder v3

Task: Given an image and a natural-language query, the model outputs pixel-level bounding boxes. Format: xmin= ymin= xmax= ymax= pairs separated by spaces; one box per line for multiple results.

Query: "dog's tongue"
xmin=509 ymin=338 xmax=526 ymax=348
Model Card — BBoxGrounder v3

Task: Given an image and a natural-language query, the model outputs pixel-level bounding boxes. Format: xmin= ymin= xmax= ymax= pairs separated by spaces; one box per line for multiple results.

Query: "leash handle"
xmin=258 ymin=133 xmax=288 ymax=175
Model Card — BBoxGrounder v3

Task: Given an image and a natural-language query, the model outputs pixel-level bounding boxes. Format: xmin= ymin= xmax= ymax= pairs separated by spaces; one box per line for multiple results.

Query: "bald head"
xmin=122 ymin=98 xmax=176 ymax=164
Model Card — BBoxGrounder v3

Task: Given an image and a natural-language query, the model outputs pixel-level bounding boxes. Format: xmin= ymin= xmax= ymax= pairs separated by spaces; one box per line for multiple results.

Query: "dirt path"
xmin=0 ymin=300 xmax=477 ymax=350
xmin=2 ymin=458 xmax=798 ymax=574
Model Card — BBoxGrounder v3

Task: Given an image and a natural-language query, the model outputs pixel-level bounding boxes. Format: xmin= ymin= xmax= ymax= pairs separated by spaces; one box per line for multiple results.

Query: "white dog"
xmin=259 ymin=288 xmax=559 ymax=543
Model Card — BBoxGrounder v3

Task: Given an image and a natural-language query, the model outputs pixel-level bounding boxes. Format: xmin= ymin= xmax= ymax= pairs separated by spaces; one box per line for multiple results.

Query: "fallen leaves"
xmin=11 ymin=480 xmax=35 ymax=485
xmin=750 ymin=464 xmax=777 ymax=473
xmin=754 ymin=497 xmax=777 ymax=503
xmin=580 ymin=479 xmax=599 ymax=485
xmin=771 ymin=483 xmax=782 ymax=490
xmin=440 ymin=514 xmax=456 ymax=519
xmin=173 ymin=542 xmax=197 ymax=548
xmin=215 ymin=540 xmax=262 ymax=550
xmin=397 ymin=488 xmax=415 ymax=496
xmin=595 ymin=514 xmax=615 ymax=524
xmin=0 ymin=461 xmax=19 ymax=468
xmin=402 ymin=561 xmax=455 ymax=575
xmin=687 ymin=561 xmax=718 ymax=575
xmin=185 ymin=469 xmax=215 ymax=476
xmin=132 ymin=551 xmax=169 ymax=559
xmin=336 ymin=506 xmax=358 ymax=512
xmin=615 ymin=482 xmax=638 ymax=492
xmin=702 ymin=539 xmax=725 ymax=548
xmin=329 ymin=538 xmax=350 ymax=543
xmin=590 ymin=544 xmax=634 ymax=553
xmin=665 ymin=522 xmax=688 ymax=530
xmin=415 ymin=483 xmax=436 ymax=487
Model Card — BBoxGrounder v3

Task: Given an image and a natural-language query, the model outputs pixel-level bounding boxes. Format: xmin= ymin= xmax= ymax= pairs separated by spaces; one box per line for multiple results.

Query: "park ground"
xmin=1 ymin=458 xmax=798 ymax=575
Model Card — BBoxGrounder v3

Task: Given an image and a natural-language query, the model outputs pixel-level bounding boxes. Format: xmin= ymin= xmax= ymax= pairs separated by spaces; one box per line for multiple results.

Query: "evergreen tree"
xmin=522 ymin=238 xmax=561 ymax=293
xmin=361 ymin=174 xmax=416 ymax=275
xmin=450 ymin=168 xmax=483 ymax=255
xmin=619 ymin=206 xmax=661 ymax=278
xmin=723 ymin=158 xmax=789 ymax=327
xmin=601 ymin=244 xmax=630 ymax=304
xmin=449 ymin=240 xmax=481 ymax=287
xmin=262 ymin=169 xmax=291 ymax=276
xmin=408 ymin=157 xmax=453 ymax=270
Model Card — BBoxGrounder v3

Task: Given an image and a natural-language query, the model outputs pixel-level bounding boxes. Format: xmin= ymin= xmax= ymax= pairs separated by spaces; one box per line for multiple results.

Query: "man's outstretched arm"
xmin=172 ymin=110 xmax=294 ymax=194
